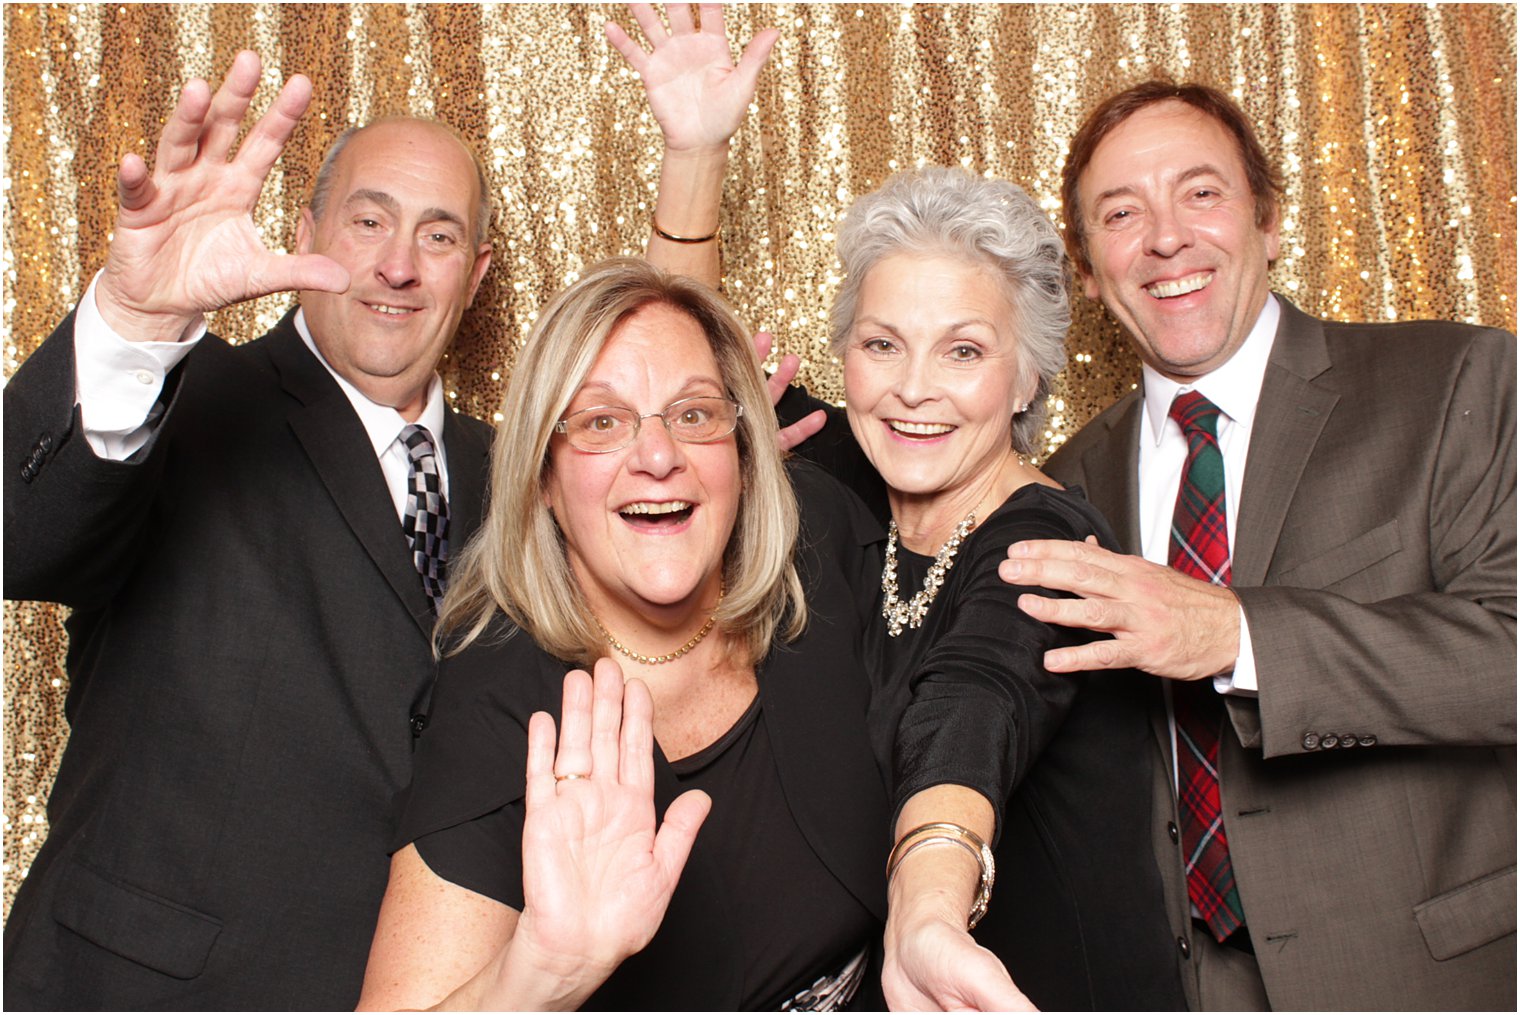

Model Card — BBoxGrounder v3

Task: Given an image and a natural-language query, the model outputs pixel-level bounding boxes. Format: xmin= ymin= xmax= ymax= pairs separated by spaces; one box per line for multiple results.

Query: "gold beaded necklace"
xmin=881 ymin=513 xmax=975 ymax=637
xmin=592 ymin=585 xmax=725 ymax=665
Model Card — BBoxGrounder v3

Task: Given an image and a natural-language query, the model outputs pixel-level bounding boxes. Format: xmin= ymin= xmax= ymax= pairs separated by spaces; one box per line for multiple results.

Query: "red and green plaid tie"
xmin=1168 ymin=390 xmax=1246 ymax=942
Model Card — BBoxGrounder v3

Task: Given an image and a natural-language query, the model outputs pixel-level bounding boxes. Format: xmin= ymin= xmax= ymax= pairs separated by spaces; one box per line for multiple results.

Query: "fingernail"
xmin=1006 ymin=560 xmax=1023 ymax=579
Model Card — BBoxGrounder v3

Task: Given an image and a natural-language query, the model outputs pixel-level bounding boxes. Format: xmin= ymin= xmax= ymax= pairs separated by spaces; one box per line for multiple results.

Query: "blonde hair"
xmin=438 ymin=258 xmax=805 ymax=666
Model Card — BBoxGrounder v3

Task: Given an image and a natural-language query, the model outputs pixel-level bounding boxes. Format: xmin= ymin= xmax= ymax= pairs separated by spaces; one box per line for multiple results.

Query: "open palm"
xmin=97 ymin=50 xmax=347 ymax=341
xmin=516 ymin=660 xmax=710 ymax=974
xmin=606 ymin=3 xmax=779 ymax=154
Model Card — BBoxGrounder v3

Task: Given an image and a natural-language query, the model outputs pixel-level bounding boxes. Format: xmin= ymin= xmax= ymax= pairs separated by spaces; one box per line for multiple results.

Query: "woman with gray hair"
xmin=778 ymin=166 xmax=1182 ymax=1010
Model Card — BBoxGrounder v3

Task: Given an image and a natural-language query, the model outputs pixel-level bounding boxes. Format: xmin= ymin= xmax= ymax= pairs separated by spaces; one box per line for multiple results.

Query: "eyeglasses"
xmin=553 ymin=396 xmax=744 ymax=453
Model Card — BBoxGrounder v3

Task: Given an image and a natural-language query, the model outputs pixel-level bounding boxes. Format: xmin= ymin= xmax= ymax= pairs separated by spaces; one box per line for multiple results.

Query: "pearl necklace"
xmin=881 ymin=513 xmax=975 ymax=637
xmin=592 ymin=585 xmax=724 ymax=665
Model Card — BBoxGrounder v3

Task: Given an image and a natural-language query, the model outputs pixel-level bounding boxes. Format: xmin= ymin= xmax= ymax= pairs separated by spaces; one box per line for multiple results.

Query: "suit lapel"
xmin=1233 ymin=300 xmax=1338 ymax=587
xmin=265 ymin=315 xmax=435 ymax=637
xmin=1080 ymin=391 xmax=1145 ymax=555
xmin=441 ymin=409 xmax=489 ymax=548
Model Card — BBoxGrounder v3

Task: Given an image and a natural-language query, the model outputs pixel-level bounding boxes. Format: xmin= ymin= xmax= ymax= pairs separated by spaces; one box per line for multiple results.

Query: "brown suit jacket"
xmin=1045 ymin=297 xmax=1516 ymax=1010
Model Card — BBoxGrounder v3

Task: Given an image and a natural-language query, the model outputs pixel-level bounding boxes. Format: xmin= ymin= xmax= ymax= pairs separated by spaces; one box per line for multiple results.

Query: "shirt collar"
xmin=1141 ymin=294 xmax=1280 ymax=445
xmin=293 ymin=307 xmax=448 ymax=456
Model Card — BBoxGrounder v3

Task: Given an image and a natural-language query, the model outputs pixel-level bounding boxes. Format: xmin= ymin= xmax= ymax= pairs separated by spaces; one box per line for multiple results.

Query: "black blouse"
xmin=780 ymin=388 xmax=1185 ymax=1011
xmin=393 ymin=460 xmax=895 ymax=1010
xmin=879 ymin=484 xmax=1184 ymax=1011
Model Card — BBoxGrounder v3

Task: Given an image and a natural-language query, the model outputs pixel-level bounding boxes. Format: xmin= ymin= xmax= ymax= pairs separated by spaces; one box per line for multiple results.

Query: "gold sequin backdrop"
xmin=3 ymin=3 xmax=1515 ymax=912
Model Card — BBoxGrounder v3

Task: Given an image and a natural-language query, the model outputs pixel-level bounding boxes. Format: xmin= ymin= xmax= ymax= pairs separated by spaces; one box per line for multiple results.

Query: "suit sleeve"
xmin=4 ymin=310 xmax=189 ymax=608
xmin=1233 ymin=328 xmax=1516 ymax=757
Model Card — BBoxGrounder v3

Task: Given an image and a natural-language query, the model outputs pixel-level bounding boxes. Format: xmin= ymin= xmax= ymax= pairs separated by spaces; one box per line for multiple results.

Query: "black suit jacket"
xmin=3 ymin=309 xmax=492 ymax=1009
xmin=1045 ymin=297 xmax=1515 ymax=1010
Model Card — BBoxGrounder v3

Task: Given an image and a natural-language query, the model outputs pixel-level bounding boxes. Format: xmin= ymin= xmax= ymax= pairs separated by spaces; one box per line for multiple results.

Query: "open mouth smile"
xmin=618 ymin=500 xmax=695 ymax=529
xmin=886 ymin=420 xmax=955 ymax=440
xmin=363 ymin=302 xmax=421 ymax=317
xmin=1145 ymin=271 xmax=1212 ymax=299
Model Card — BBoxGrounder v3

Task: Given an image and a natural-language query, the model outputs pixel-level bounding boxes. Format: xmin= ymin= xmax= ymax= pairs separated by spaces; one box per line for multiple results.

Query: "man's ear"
xmin=296 ymin=207 xmax=316 ymax=255
xmin=466 ymin=243 xmax=493 ymax=306
xmin=1082 ymin=269 xmax=1101 ymax=300
xmin=1262 ymin=205 xmax=1282 ymax=263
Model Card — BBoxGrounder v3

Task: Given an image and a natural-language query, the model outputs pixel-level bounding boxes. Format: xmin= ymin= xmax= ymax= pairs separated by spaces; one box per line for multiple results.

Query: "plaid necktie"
xmin=1167 ymin=390 xmax=1246 ymax=942
xmin=400 ymin=424 xmax=449 ymax=614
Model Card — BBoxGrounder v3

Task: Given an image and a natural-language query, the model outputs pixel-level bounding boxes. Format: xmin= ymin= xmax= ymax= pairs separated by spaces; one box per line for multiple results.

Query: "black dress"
xmin=881 ymin=485 xmax=1184 ymax=1011
xmin=780 ymin=388 xmax=1185 ymax=1010
xmin=392 ymin=460 xmax=895 ymax=1011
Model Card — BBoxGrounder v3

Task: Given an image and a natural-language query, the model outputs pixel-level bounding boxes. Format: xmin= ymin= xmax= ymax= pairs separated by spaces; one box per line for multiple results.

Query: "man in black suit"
xmin=2 ymin=53 xmax=496 ymax=1009
xmin=5 ymin=5 xmax=781 ymax=1002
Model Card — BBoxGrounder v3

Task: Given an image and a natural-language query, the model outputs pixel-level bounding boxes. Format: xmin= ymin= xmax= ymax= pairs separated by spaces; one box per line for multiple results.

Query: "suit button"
xmin=409 ymin=713 xmax=428 ymax=737
xmin=1339 ymin=733 xmax=1358 ymax=748
xmin=1168 ymin=821 xmax=1179 ymax=843
xmin=1302 ymin=732 xmax=1321 ymax=750
xmin=1359 ymin=734 xmax=1378 ymax=747
xmin=19 ymin=463 xmax=36 ymax=482
xmin=1321 ymin=733 xmax=1338 ymax=748
xmin=1177 ymin=936 xmax=1191 ymax=959
xmin=37 ymin=432 xmax=53 ymax=452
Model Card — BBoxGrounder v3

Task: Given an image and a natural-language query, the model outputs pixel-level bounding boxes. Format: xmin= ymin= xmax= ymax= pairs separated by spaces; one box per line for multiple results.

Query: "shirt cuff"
xmin=1214 ymin=603 xmax=1259 ymax=696
xmin=74 ymin=271 xmax=206 ymax=459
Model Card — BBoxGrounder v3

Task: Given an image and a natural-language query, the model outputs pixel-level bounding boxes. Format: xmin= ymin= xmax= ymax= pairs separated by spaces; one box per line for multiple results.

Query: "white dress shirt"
xmin=71 ymin=271 xmax=449 ymax=521
xmin=1136 ymin=294 xmax=1281 ymax=696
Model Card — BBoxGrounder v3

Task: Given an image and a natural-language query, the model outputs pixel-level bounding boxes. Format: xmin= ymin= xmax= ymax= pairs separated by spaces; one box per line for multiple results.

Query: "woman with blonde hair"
xmin=358 ymin=258 xmax=892 ymax=1010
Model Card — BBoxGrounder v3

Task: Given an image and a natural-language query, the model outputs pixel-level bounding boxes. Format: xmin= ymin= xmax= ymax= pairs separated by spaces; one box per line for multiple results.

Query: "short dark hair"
xmin=1060 ymin=80 xmax=1284 ymax=275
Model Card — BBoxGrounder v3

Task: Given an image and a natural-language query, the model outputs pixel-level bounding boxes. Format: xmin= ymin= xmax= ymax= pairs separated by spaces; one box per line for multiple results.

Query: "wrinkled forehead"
xmin=333 ymin=120 xmax=483 ymax=216
xmin=1086 ymin=102 xmax=1245 ymax=191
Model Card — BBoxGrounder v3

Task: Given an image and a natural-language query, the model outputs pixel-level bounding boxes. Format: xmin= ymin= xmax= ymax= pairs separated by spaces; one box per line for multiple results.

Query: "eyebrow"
xmin=574 ymin=376 xmax=725 ymax=403
xmin=1091 ymin=163 xmax=1228 ymax=207
xmin=855 ymin=316 xmax=996 ymax=335
xmin=344 ymin=189 xmax=468 ymax=231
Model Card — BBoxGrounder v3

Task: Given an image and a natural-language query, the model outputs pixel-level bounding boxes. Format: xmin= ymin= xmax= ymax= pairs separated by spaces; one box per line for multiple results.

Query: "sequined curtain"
xmin=4 ymin=3 xmax=1515 ymax=913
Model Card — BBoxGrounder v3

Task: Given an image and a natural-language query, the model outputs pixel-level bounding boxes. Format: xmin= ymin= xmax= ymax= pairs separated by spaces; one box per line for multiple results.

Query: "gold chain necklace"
xmin=592 ymin=585 xmax=725 ymax=665
xmin=881 ymin=513 xmax=975 ymax=637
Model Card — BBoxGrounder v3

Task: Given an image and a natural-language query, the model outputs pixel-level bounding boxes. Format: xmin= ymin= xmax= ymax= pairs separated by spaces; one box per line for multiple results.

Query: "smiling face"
xmin=545 ymin=302 xmax=740 ymax=625
xmin=842 ymin=252 xmax=1033 ymax=518
xmin=1076 ymin=100 xmax=1279 ymax=381
xmin=296 ymin=120 xmax=493 ymax=419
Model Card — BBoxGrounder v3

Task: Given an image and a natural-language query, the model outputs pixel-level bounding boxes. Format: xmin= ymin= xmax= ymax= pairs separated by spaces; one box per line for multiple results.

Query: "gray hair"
xmin=308 ymin=117 xmax=495 ymax=247
xmin=829 ymin=167 xmax=1070 ymax=455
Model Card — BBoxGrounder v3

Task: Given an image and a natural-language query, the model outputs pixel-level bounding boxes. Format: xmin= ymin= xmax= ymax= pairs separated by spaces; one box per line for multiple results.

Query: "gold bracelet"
xmin=651 ymin=213 xmax=720 ymax=244
xmin=886 ymin=822 xmax=997 ymax=930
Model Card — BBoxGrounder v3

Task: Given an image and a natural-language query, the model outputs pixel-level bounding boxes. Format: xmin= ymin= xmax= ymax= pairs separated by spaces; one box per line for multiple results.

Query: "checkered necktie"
xmin=400 ymin=424 xmax=449 ymax=613
xmin=1168 ymin=390 xmax=1245 ymax=942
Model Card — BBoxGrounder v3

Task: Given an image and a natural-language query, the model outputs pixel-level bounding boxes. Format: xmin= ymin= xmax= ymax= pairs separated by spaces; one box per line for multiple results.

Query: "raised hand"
xmin=97 ymin=50 xmax=348 ymax=343
xmin=511 ymin=659 xmax=710 ymax=992
xmin=606 ymin=4 xmax=779 ymax=156
xmin=1001 ymin=537 xmax=1241 ymax=679
xmin=753 ymin=329 xmax=827 ymax=452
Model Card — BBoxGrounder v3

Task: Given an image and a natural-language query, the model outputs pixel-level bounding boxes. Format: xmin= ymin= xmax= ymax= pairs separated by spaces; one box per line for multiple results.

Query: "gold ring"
xmin=554 ymin=773 xmax=589 ymax=783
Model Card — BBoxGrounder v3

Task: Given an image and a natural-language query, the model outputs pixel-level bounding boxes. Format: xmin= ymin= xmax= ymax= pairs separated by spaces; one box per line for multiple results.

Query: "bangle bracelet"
xmin=651 ymin=214 xmax=720 ymax=244
xmin=886 ymin=822 xmax=996 ymax=930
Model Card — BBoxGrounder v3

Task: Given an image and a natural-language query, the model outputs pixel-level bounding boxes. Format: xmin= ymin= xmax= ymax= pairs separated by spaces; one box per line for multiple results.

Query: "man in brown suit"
xmin=1007 ymin=82 xmax=1515 ymax=1010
